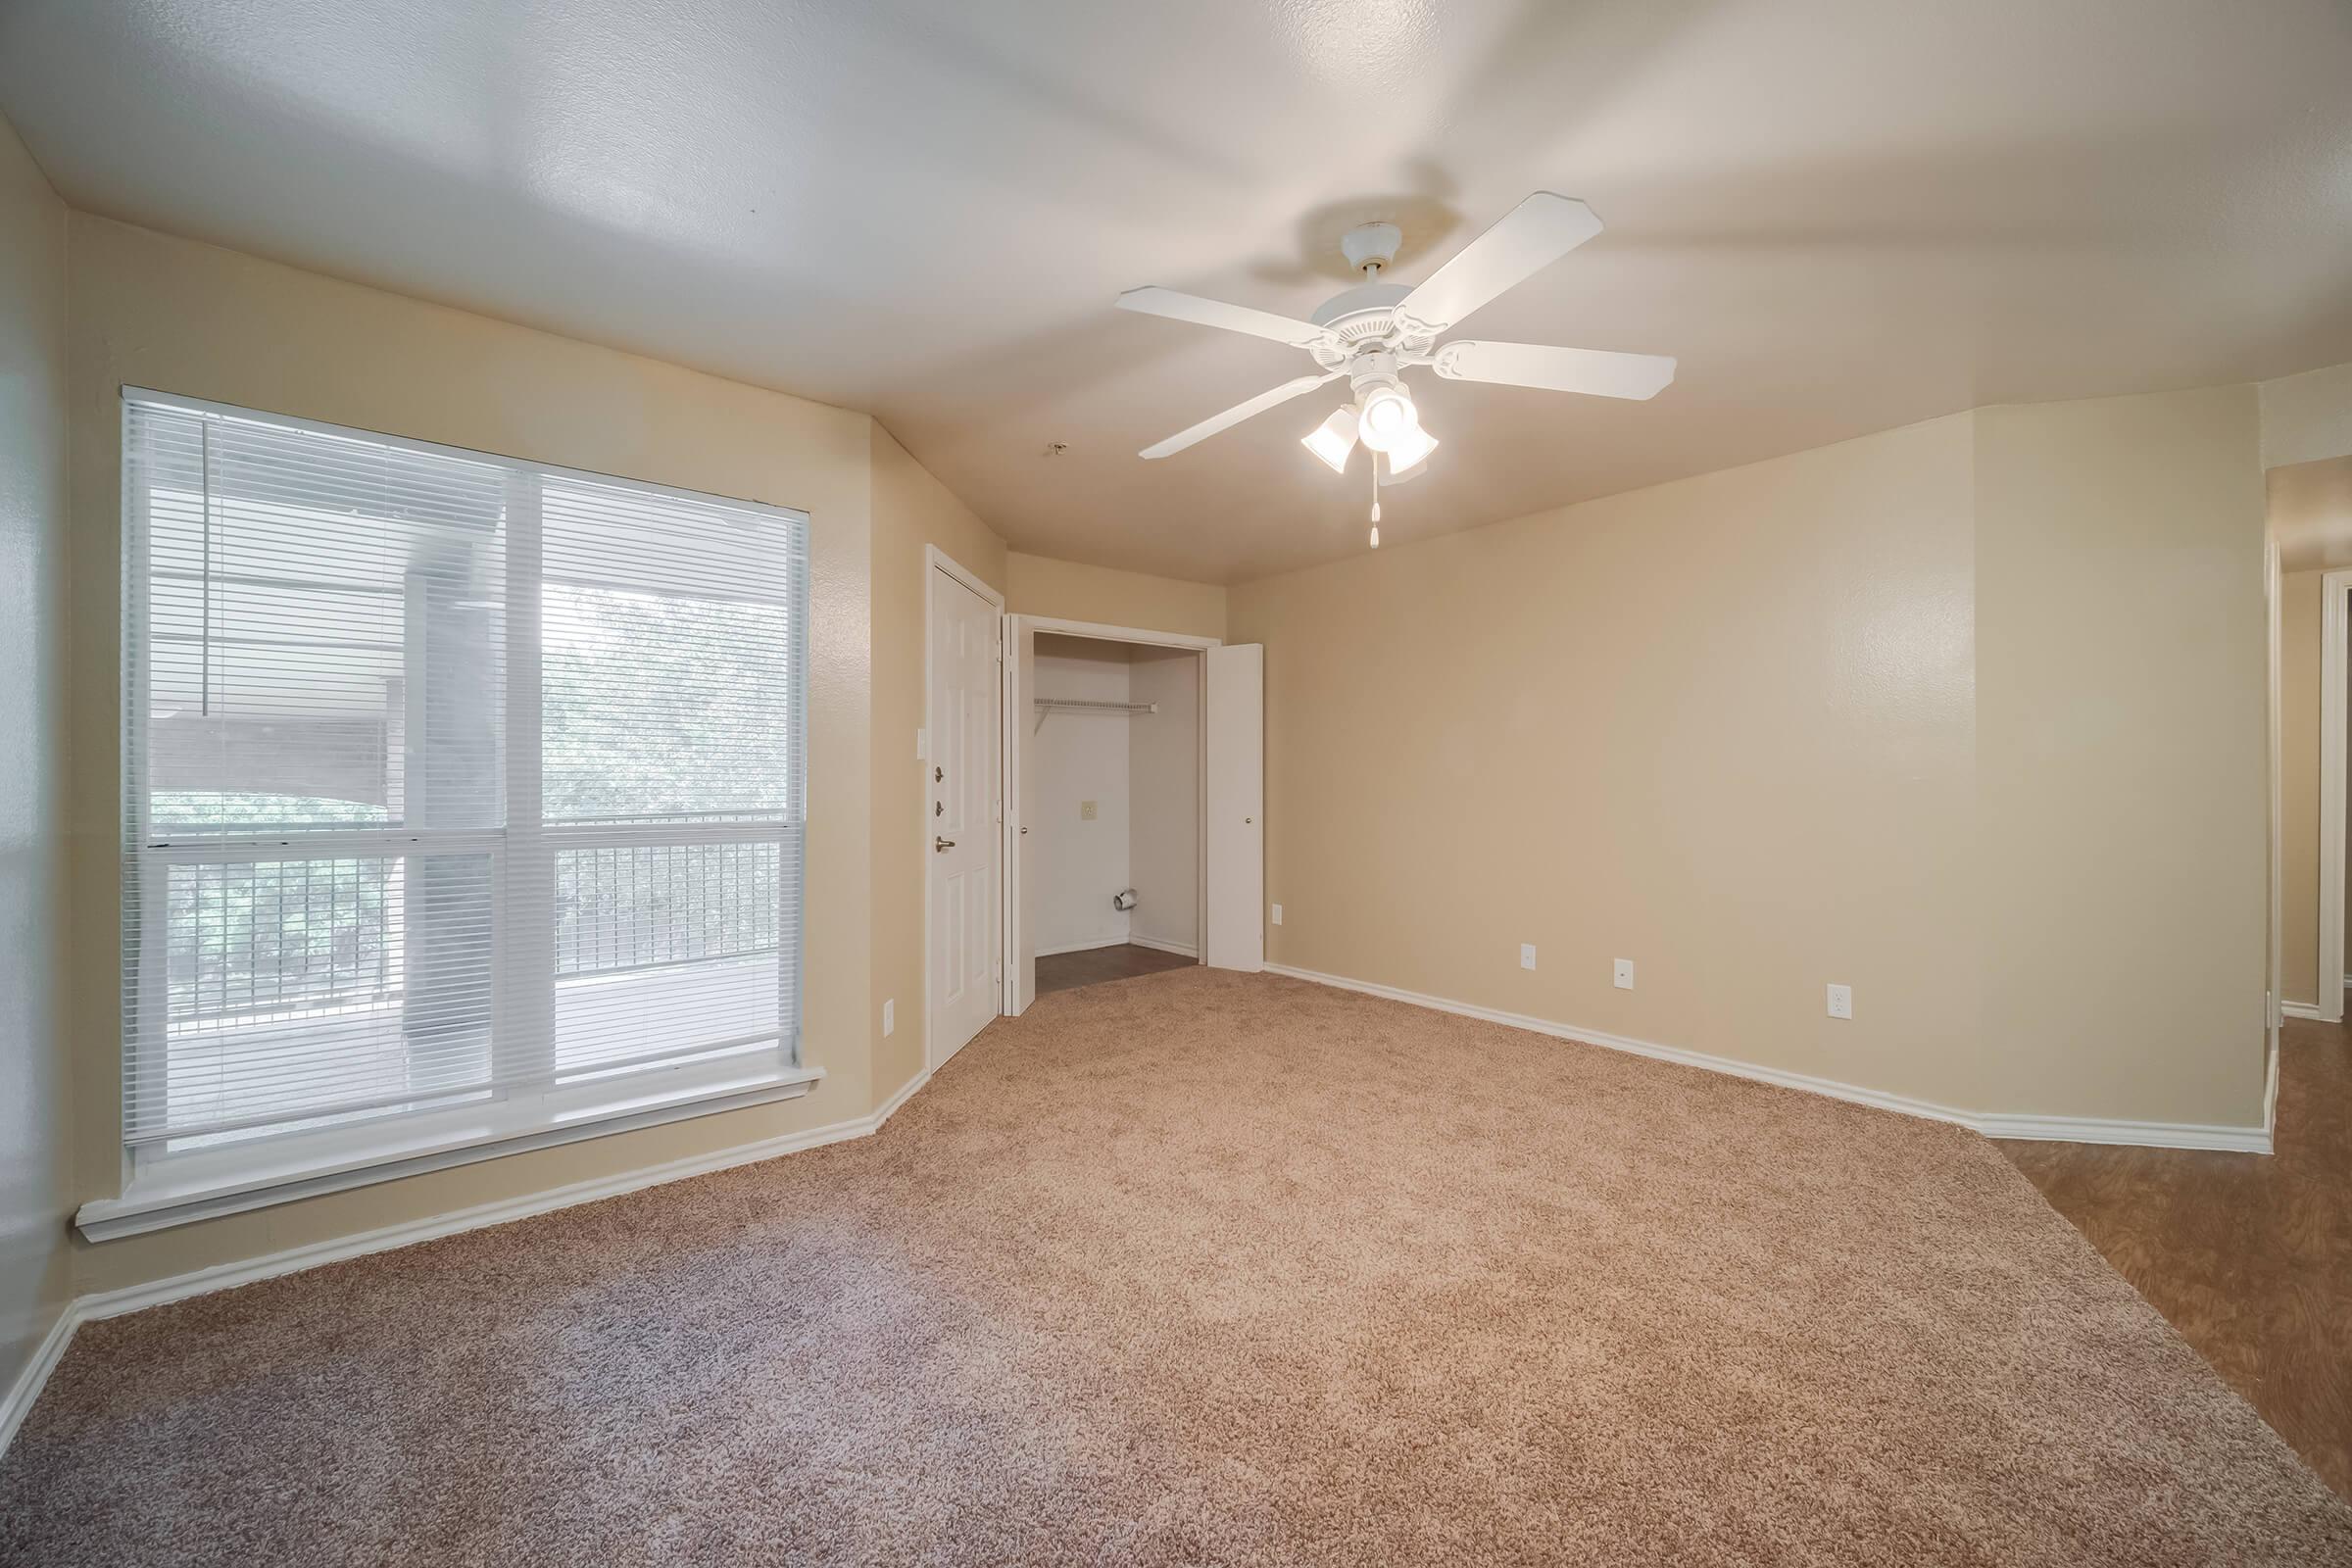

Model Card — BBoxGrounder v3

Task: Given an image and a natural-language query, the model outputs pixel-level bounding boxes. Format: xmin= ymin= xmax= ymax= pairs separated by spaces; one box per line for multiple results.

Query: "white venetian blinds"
xmin=122 ymin=392 xmax=808 ymax=1152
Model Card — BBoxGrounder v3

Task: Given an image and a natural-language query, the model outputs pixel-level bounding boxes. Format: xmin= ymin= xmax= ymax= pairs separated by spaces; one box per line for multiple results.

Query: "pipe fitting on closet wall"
xmin=1112 ymin=888 xmax=1138 ymax=912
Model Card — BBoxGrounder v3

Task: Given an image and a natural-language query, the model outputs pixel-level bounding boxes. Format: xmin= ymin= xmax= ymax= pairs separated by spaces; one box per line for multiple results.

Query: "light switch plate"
xmin=1520 ymin=943 xmax=1537 ymax=970
xmin=1270 ymin=903 xmax=1283 ymax=925
xmin=1080 ymin=800 xmax=1098 ymax=820
xmin=1613 ymin=958 xmax=1635 ymax=990
xmin=882 ymin=999 xmax=895 ymax=1037
xmin=1827 ymin=983 xmax=1852 ymax=1019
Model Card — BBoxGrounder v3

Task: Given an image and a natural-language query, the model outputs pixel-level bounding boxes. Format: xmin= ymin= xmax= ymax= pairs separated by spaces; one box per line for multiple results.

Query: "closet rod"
xmin=1032 ymin=698 xmax=1157 ymax=714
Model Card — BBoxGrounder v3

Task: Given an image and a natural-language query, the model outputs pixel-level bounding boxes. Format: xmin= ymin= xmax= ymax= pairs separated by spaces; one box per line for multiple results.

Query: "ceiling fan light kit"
xmin=1354 ymin=374 xmax=1418 ymax=452
xmin=1117 ymin=192 xmax=1676 ymax=548
xmin=1301 ymin=404 xmax=1360 ymax=473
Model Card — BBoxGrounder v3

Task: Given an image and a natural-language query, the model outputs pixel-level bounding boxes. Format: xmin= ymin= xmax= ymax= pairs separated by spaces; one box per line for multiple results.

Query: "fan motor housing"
xmin=1308 ymin=281 xmax=1436 ymax=369
xmin=1310 ymin=280 xmax=1409 ymax=331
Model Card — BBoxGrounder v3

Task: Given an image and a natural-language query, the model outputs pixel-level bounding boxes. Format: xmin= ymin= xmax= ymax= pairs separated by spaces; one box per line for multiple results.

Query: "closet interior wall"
xmin=1031 ymin=635 xmax=1134 ymax=956
xmin=1027 ymin=633 xmax=1200 ymax=962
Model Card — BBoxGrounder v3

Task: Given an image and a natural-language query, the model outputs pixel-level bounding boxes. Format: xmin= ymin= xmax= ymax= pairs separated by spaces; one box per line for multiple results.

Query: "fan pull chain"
xmin=1369 ymin=462 xmax=1381 ymax=549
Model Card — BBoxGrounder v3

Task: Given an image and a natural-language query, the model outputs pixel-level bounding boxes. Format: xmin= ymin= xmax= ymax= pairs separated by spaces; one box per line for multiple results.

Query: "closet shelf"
xmin=1033 ymin=698 xmax=1157 ymax=715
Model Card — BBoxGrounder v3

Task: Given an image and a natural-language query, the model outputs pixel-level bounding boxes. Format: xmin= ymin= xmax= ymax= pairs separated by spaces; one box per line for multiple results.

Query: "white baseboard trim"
xmin=76 ymin=1110 xmax=881 ymax=1325
xmin=1263 ymin=962 xmax=2273 ymax=1155
xmin=1034 ymin=936 xmax=1132 ymax=957
xmin=2281 ymin=1000 xmax=2333 ymax=1021
xmin=872 ymin=1064 xmax=933 ymax=1128
xmin=0 ymin=1301 xmax=79 ymax=1459
xmin=1971 ymin=1112 xmax=2272 ymax=1152
xmin=1127 ymin=935 xmax=1199 ymax=958
xmin=2265 ymin=1032 xmax=2282 ymax=1143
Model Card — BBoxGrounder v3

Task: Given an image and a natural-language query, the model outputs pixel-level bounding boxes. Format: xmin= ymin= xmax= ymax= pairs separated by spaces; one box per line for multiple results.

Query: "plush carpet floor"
xmin=5 ymin=969 xmax=2347 ymax=1566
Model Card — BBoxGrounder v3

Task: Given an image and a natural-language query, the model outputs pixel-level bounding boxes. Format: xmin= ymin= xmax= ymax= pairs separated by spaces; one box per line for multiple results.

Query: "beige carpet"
xmin=5 ymin=968 xmax=2346 ymax=1566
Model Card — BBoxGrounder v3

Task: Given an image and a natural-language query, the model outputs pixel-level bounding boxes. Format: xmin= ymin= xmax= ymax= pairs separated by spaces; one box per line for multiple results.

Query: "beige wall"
xmin=61 ymin=216 xmax=1004 ymax=1293
xmin=868 ymin=425 xmax=1005 ymax=1107
xmin=1232 ymin=389 xmax=2272 ymax=1129
xmin=0 ymin=114 xmax=73 ymax=1398
xmin=1233 ymin=416 xmax=1987 ymax=1112
xmin=1974 ymin=387 xmax=2268 ymax=1126
xmin=1006 ymin=551 xmax=1226 ymax=640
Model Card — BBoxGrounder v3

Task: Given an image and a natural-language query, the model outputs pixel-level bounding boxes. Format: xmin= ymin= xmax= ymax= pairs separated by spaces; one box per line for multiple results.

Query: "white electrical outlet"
xmin=1613 ymin=958 xmax=1635 ymax=990
xmin=882 ymin=999 xmax=895 ymax=1037
xmin=1521 ymin=943 xmax=1537 ymax=970
xmin=1827 ymin=983 xmax=1852 ymax=1020
xmin=1270 ymin=903 xmax=1283 ymax=925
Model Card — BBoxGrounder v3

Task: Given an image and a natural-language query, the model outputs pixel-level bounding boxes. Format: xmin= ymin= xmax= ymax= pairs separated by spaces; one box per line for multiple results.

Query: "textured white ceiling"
xmin=4 ymin=1 xmax=2348 ymax=583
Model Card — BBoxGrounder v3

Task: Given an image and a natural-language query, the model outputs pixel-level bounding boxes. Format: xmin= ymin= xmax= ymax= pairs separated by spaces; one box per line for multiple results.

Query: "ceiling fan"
xmin=1117 ymin=192 xmax=1675 ymax=545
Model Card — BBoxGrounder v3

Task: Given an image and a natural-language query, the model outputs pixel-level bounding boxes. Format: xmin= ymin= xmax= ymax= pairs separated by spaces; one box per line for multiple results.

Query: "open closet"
xmin=992 ymin=613 xmax=1261 ymax=1023
xmin=1024 ymin=633 xmax=1202 ymax=995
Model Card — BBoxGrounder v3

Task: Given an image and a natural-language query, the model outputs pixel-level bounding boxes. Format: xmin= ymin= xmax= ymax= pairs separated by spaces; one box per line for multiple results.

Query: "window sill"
xmin=74 ymin=1063 xmax=826 ymax=1243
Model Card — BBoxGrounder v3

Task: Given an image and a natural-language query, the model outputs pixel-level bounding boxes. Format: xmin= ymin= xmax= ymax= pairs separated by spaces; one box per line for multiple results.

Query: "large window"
xmin=119 ymin=391 xmax=808 ymax=1183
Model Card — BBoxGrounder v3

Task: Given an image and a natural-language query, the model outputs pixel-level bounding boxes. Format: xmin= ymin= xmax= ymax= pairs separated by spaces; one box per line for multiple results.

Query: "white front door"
xmin=929 ymin=566 xmax=1001 ymax=1065
xmin=1204 ymin=643 xmax=1264 ymax=971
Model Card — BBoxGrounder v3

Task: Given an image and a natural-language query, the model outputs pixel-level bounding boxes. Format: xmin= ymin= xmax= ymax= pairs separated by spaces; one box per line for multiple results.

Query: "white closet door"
xmin=1004 ymin=617 xmax=1037 ymax=1014
xmin=1204 ymin=643 xmax=1264 ymax=971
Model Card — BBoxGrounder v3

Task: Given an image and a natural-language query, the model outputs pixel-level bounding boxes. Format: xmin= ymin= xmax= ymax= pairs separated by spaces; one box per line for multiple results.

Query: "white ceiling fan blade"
xmin=1118 ymin=286 xmax=1337 ymax=350
xmin=1395 ymin=192 xmax=1603 ymax=336
xmin=1140 ymin=372 xmax=1343 ymax=459
xmin=1431 ymin=340 xmax=1677 ymax=400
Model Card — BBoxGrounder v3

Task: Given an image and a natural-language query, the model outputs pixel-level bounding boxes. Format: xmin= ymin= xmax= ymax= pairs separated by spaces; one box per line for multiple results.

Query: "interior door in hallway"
xmin=929 ymin=564 xmax=1001 ymax=1066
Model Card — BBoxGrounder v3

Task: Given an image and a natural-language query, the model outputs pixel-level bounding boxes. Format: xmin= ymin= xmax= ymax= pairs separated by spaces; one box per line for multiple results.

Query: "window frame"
xmin=91 ymin=388 xmax=819 ymax=1238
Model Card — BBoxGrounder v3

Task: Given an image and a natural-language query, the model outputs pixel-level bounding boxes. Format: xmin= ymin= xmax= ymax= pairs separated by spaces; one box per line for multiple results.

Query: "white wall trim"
xmin=76 ymin=1069 xmax=824 ymax=1243
xmin=1034 ymin=936 xmax=1132 ymax=957
xmin=1017 ymin=614 xmax=1220 ymax=653
xmin=77 ymin=1110 xmax=884 ymax=1325
xmin=0 ymin=1301 xmax=79 ymax=1459
xmin=2317 ymin=569 xmax=2351 ymax=1019
xmin=2266 ymin=532 xmax=2284 ymax=1136
xmin=2282 ymin=1000 xmax=2332 ymax=1021
xmin=1264 ymin=962 xmax=2274 ymax=1154
xmin=871 ymin=1063 xmax=933 ymax=1129
xmin=1970 ymin=1112 xmax=2272 ymax=1152
xmin=2265 ymin=1017 xmax=2284 ymax=1140
xmin=1128 ymin=934 xmax=1199 ymax=958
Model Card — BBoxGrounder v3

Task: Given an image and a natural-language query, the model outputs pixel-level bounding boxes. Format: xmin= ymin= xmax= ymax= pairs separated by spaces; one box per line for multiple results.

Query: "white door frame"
xmin=924 ymin=546 xmax=1005 ymax=1071
xmin=1003 ymin=616 xmax=1221 ymax=1013
xmin=2317 ymin=568 xmax=2352 ymax=1021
